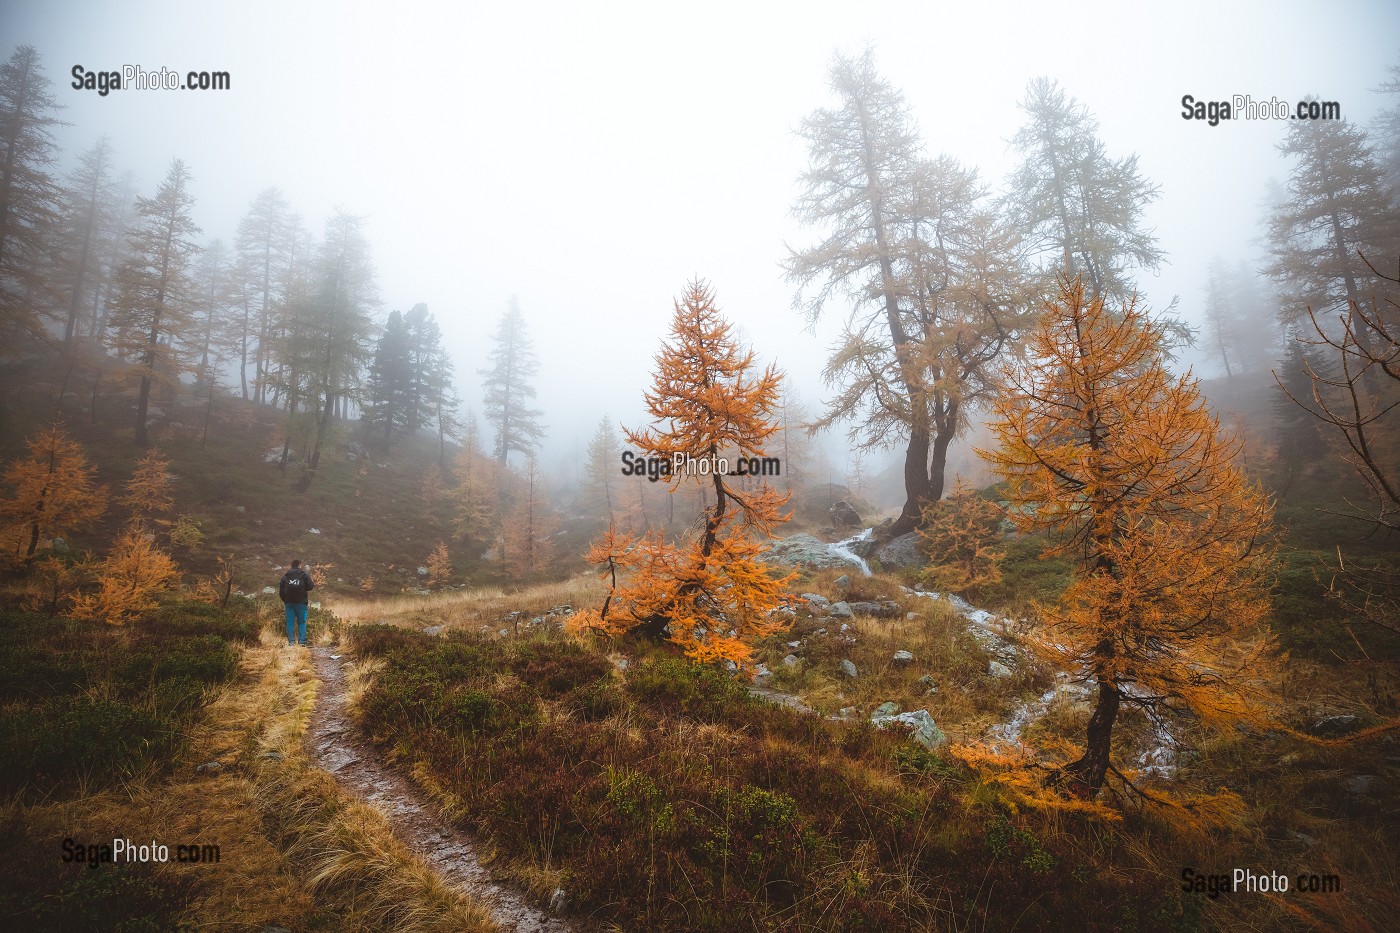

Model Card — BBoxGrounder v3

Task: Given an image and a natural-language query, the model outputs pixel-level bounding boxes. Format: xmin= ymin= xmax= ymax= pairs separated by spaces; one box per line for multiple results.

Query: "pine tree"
xmin=982 ymin=278 xmax=1276 ymax=798
xmin=234 ymin=187 xmax=293 ymax=402
xmin=481 ymin=298 xmax=545 ymax=463
xmin=584 ymin=414 xmax=621 ymax=525
xmin=300 ymin=210 xmax=377 ymax=486
xmin=1 ymin=424 xmax=107 ymax=561
xmin=57 ymin=136 xmax=114 ymax=345
xmin=0 ymin=44 xmax=64 ymax=346
xmin=109 ymin=159 xmax=202 ymax=447
xmin=570 ymin=281 xmax=794 ymax=665
xmin=366 ymin=308 xmax=410 ymax=444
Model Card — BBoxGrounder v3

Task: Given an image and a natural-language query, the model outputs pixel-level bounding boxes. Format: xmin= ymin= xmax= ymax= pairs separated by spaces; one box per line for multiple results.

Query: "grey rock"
xmin=892 ymin=650 xmax=915 ymax=665
xmin=417 ymin=566 xmax=429 ymax=575
xmin=259 ymin=749 xmax=284 ymax=761
xmin=830 ymin=601 xmax=854 ymax=618
xmin=839 ymin=623 xmax=850 ymax=633
xmin=261 ymin=586 xmax=276 ymax=595
xmin=872 ymin=701 xmax=900 ymax=720
xmin=988 ymin=660 xmax=1014 ymax=678
xmin=766 ymin=533 xmax=862 ymax=570
xmin=752 ymin=664 xmax=772 ymax=688
xmin=833 ymin=574 xmax=851 ymax=590
xmin=612 ymin=657 xmax=630 ymax=671
xmin=423 ymin=625 xmax=443 ymax=636
xmin=549 ymin=887 xmax=569 ymax=914
xmin=801 ymin=593 xmax=830 ymax=608
xmin=829 ymin=500 xmax=863 ymax=526
xmin=786 ymin=640 xmax=801 ymax=648
xmin=782 ymin=654 xmax=800 ymax=668
xmin=724 ymin=660 xmax=738 ymax=673
xmin=907 ymin=612 xmax=918 ymax=620
xmin=1288 ymin=829 xmax=1317 ymax=847
xmin=50 ymin=537 xmax=69 ymax=552
xmin=1312 ymin=714 xmax=1360 ymax=738
xmin=196 ymin=761 xmax=223 ymax=774
xmin=839 ymin=659 xmax=858 ymax=678
xmin=894 ymin=710 xmax=947 ymax=749
xmin=1345 ymin=774 xmax=1377 ymax=796
xmin=838 ymin=706 xmax=857 ymax=719
xmin=875 ymin=532 xmax=927 ymax=569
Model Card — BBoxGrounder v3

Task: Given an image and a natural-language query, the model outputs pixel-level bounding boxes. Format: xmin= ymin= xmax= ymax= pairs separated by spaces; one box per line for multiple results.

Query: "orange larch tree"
xmin=569 ymin=280 xmax=795 ymax=665
xmin=1 ymin=424 xmax=108 ymax=561
xmin=70 ymin=526 xmax=179 ymax=625
xmin=982 ymin=278 xmax=1276 ymax=798
xmin=426 ymin=540 xmax=453 ymax=589
xmin=120 ymin=449 xmax=175 ymax=527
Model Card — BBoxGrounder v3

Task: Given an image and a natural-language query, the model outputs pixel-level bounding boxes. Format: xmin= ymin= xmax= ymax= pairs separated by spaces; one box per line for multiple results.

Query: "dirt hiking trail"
xmin=305 ymin=647 xmax=572 ymax=932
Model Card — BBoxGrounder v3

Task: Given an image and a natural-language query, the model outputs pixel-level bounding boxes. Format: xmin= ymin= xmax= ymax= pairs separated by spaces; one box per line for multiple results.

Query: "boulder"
xmin=872 ymin=701 xmax=900 ymax=720
xmin=987 ymin=660 xmax=1014 ymax=678
xmin=830 ymin=601 xmax=854 ymax=618
xmin=839 ymin=659 xmax=858 ymax=678
xmin=871 ymin=704 xmax=946 ymax=749
xmin=801 ymin=593 xmax=830 ymax=608
xmin=892 ymin=650 xmax=915 ymax=665
xmin=829 ymin=500 xmax=863 ymax=527
xmin=850 ymin=600 xmax=900 ymax=618
xmin=833 ymin=574 xmax=851 ymax=591
xmin=875 ymin=532 xmax=926 ymax=570
xmin=765 ymin=533 xmax=859 ymax=570
xmin=752 ymin=664 xmax=773 ymax=688
xmin=782 ymin=654 xmax=800 ymax=668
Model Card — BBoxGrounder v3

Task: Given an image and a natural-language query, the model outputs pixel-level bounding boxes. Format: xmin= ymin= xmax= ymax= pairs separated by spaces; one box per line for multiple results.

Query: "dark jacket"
xmin=279 ymin=568 xmax=314 ymax=605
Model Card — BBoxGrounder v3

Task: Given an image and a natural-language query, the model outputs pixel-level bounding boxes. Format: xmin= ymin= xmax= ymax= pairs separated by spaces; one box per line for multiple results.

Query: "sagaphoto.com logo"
xmin=1181 ymin=93 xmax=1340 ymax=127
xmin=71 ymin=64 xmax=230 ymax=96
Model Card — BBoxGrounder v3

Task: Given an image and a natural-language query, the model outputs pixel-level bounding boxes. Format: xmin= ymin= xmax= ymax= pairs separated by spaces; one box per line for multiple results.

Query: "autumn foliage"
xmin=569 ymin=281 xmax=794 ymax=665
xmin=120 ymin=449 xmax=175 ymax=525
xmin=982 ymin=278 xmax=1277 ymax=797
xmin=1 ymin=424 xmax=108 ymax=562
xmin=70 ymin=527 xmax=180 ymax=625
xmin=426 ymin=540 xmax=452 ymax=589
xmin=917 ymin=480 xmax=1006 ymax=596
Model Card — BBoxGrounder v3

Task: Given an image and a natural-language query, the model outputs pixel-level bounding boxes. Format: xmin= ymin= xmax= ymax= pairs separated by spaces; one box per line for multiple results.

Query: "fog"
xmin=6 ymin=0 xmax=1398 ymax=485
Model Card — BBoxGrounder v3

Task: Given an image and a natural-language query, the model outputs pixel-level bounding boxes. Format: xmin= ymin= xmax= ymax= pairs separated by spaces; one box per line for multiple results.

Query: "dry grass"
xmin=330 ymin=573 xmax=603 ymax=633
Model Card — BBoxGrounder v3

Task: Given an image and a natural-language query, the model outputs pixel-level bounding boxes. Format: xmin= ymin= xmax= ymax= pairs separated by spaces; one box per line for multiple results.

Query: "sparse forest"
xmin=2 ymin=16 xmax=1400 ymax=933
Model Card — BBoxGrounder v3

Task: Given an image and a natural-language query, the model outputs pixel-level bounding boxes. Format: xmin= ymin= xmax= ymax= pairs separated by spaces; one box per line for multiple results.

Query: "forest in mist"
xmin=3 ymin=1 xmax=1400 ymax=929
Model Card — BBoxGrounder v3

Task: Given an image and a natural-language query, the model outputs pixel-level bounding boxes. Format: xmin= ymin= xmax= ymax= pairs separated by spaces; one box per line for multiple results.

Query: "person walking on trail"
xmin=279 ymin=559 xmax=314 ymax=646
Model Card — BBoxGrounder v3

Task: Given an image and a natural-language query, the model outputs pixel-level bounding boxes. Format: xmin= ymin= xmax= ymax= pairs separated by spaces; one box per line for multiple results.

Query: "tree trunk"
xmin=1062 ymin=677 xmax=1120 ymax=797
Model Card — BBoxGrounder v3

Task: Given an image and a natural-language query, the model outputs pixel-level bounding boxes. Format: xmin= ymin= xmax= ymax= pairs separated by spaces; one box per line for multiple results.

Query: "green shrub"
xmin=0 ymin=697 xmax=168 ymax=791
xmin=625 ymin=658 xmax=753 ymax=721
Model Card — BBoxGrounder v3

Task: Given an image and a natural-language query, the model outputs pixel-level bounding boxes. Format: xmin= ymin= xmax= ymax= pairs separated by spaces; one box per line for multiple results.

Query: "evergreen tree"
xmin=234 ymin=187 xmax=293 ymax=402
xmin=366 ymin=307 xmax=410 ymax=444
xmin=109 ymin=159 xmax=202 ymax=447
xmin=481 ymin=298 xmax=545 ymax=463
xmin=584 ymin=414 xmax=621 ymax=524
xmin=0 ymin=44 xmax=64 ymax=347
xmin=57 ymin=136 xmax=114 ymax=345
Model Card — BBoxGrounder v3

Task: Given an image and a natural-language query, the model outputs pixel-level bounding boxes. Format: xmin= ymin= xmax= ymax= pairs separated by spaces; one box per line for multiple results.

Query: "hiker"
xmin=279 ymin=559 xmax=315 ymax=646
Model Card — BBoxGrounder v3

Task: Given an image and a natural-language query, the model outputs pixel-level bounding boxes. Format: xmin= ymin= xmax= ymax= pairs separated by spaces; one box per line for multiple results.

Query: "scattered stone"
xmin=830 ymin=601 xmax=854 ymax=618
xmin=1312 ymin=714 xmax=1360 ymax=738
xmin=752 ymin=664 xmax=772 ymax=688
xmin=839 ymin=623 xmax=849 ymax=633
xmin=839 ymin=706 xmax=857 ymax=719
xmin=329 ymin=654 xmax=341 ymax=660
xmin=782 ymin=654 xmax=800 ymax=668
xmin=549 ymin=887 xmax=569 ymax=914
xmin=423 ymin=625 xmax=442 ymax=636
xmin=1345 ymin=774 xmax=1377 ymax=796
xmin=907 ymin=612 xmax=918 ymax=621
xmin=892 ymin=650 xmax=915 ymax=665
xmin=612 ymin=657 xmax=630 ymax=672
xmin=261 ymin=586 xmax=276 ymax=595
xmin=829 ymin=500 xmax=863 ymax=527
xmin=801 ymin=593 xmax=830 ymax=608
xmin=723 ymin=660 xmax=738 ymax=673
xmin=894 ymin=710 xmax=947 ymax=749
xmin=235 ymin=505 xmax=246 ymax=513
xmin=988 ymin=660 xmax=1014 ymax=678
xmin=839 ymin=659 xmax=858 ymax=678
xmin=196 ymin=761 xmax=223 ymax=774
xmin=309 ymin=527 xmax=321 ymax=535
xmin=833 ymin=574 xmax=851 ymax=590
xmin=875 ymin=532 xmax=926 ymax=570
xmin=498 ymin=628 xmax=509 ymax=636
xmin=786 ymin=640 xmax=801 ymax=648
xmin=872 ymin=701 xmax=900 ymax=720
xmin=1288 ymin=829 xmax=1317 ymax=848
xmin=417 ymin=566 xmax=429 ymax=575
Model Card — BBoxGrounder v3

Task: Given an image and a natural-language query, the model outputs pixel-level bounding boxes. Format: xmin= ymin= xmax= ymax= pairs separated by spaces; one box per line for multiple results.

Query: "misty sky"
xmin=5 ymin=0 xmax=1398 ymax=484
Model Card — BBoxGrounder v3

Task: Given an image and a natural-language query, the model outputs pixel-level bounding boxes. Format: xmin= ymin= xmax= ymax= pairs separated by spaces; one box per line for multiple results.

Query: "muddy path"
xmin=305 ymin=647 xmax=572 ymax=932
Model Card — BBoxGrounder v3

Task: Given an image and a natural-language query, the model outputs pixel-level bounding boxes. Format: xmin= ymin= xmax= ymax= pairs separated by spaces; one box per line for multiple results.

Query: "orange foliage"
xmin=980 ymin=278 xmax=1277 ymax=796
xmin=916 ymin=480 xmax=1005 ymax=596
xmin=120 ymin=449 xmax=175 ymax=524
xmin=426 ymin=540 xmax=453 ymax=589
xmin=569 ymin=281 xmax=795 ymax=665
xmin=1 ymin=424 xmax=108 ymax=561
xmin=70 ymin=528 xmax=179 ymax=625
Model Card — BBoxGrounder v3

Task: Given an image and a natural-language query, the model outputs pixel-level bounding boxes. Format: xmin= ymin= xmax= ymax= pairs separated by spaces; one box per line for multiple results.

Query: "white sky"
xmin=4 ymin=0 xmax=1398 ymax=481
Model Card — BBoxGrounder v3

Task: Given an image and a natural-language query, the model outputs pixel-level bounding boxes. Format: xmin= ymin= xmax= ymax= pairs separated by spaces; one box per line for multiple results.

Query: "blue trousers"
xmin=285 ymin=603 xmax=308 ymax=645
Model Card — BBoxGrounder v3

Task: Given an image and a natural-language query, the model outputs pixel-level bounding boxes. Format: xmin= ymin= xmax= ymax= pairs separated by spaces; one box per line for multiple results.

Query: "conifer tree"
xmin=234 ymin=187 xmax=293 ymax=402
xmin=451 ymin=415 xmax=498 ymax=555
xmin=426 ymin=540 xmax=452 ymax=589
xmin=501 ymin=454 xmax=554 ymax=579
xmin=57 ymin=136 xmax=114 ymax=345
xmin=481 ymin=298 xmax=545 ymax=463
xmin=0 ymin=44 xmax=64 ymax=346
xmin=109 ymin=159 xmax=202 ymax=447
xmin=70 ymin=527 xmax=178 ymax=625
xmin=120 ymin=449 xmax=174 ymax=526
xmin=584 ymin=414 xmax=621 ymax=525
xmin=982 ymin=278 xmax=1276 ymax=798
xmin=570 ymin=281 xmax=794 ymax=665
xmin=1 ymin=424 xmax=107 ymax=560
